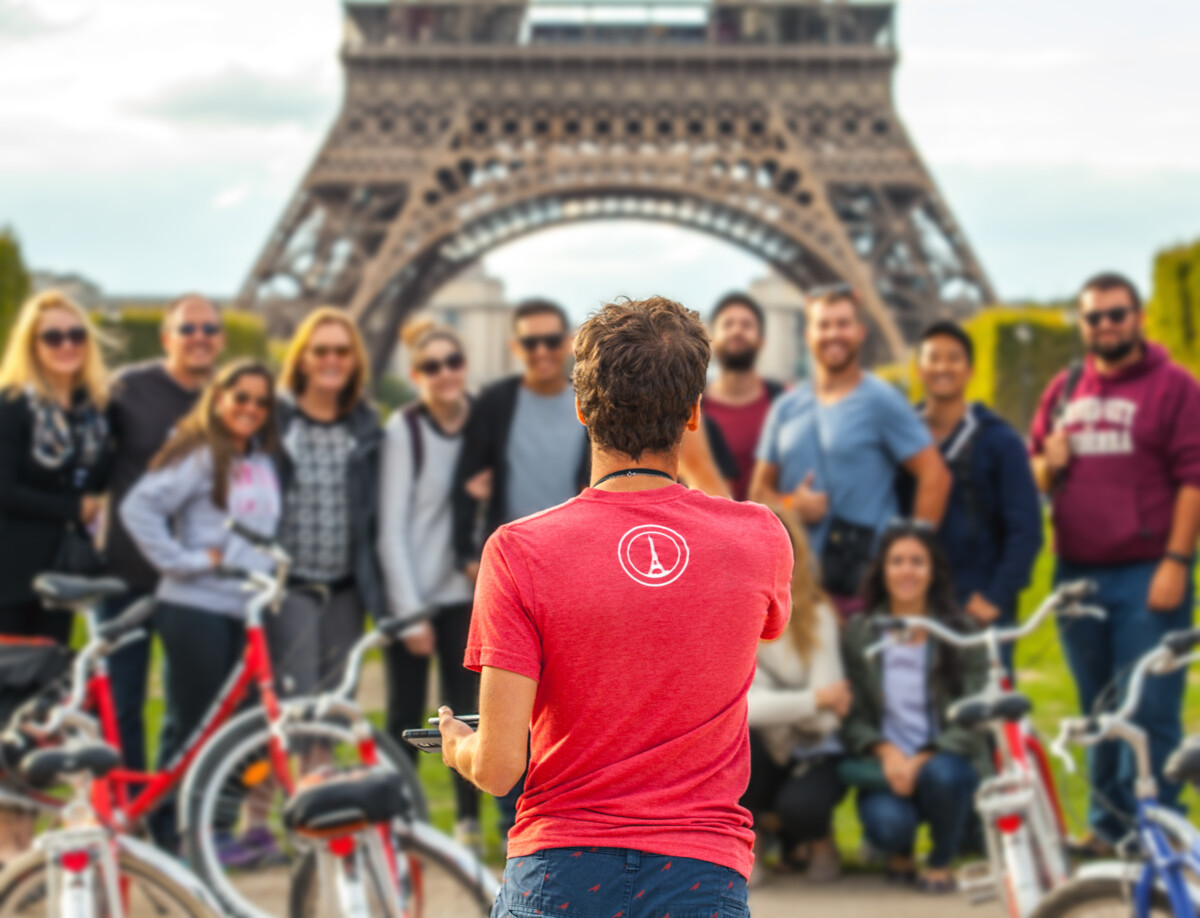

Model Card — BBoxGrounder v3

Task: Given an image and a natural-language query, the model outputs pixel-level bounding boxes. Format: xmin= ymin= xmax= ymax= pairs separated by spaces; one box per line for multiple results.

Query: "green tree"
xmin=0 ymin=228 xmax=31 ymax=353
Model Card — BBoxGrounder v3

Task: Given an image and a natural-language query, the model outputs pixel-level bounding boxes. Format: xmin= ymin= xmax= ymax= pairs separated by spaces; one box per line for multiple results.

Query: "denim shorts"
xmin=492 ymin=847 xmax=749 ymax=918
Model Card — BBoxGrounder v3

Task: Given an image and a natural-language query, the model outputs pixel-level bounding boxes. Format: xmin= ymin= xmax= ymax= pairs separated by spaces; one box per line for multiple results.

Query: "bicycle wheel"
xmin=0 ymin=847 xmax=217 ymax=918
xmin=1030 ymin=876 xmax=1172 ymax=918
xmin=999 ymin=823 xmax=1043 ymax=918
xmin=289 ymin=822 xmax=496 ymax=918
xmin=181 ymin=710 xmax=427 ymax=918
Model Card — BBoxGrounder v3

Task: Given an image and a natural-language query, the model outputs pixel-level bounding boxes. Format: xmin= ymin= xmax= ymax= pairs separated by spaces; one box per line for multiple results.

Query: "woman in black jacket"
xmin=0 ymin=289 xmax=113 ymax=643
xmin=0 ymin=289 xmax=112 ymax=865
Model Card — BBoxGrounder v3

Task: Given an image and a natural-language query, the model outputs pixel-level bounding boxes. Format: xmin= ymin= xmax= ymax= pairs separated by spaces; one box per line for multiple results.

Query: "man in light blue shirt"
xmin=751 ymin=288 xmax=950 ymax=611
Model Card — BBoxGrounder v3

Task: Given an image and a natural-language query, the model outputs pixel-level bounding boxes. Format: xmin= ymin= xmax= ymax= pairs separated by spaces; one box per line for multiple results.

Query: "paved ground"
xmin=750 ymin=873 xmax=1005 ymax=917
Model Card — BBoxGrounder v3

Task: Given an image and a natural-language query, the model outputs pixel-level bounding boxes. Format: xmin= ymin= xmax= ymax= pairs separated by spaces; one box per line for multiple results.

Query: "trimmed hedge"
xmin=100 ymin=306 xmax=268 ymax=366
xmin=1146 ymin=240 xmax=1200 ymax=379
xmin=0 ymin=230 xmax=30 ymax=353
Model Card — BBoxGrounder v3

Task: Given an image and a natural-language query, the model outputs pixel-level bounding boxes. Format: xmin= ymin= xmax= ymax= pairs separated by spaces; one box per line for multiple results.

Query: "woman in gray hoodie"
xmin=120 ymin=359 xmax=281 ymax=853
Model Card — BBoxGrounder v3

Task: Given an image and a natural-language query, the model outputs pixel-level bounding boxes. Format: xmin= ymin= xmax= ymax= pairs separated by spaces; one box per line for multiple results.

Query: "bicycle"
xmin=178 ymin=526 xmax=427 ymax=918
xmin=274 ymin=624 xmax=499 ymax=918
xmin=1032 ymin=627 xmax=1200 ymax=918
xmin=0 ymin=703 xmax=222 ymax=917
xmin=866 ymin=578 xmax=1105 ymax=918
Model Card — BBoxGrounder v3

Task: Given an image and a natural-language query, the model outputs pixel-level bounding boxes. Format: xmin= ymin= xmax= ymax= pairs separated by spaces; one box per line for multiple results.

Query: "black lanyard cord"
xmin=592 ymin=468 xmax=677 ymax=487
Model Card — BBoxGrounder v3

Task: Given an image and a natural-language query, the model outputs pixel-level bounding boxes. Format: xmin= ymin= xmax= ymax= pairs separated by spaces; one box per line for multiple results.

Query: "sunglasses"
xmin=1082 ymin=306 xmax=1135 ymax=328
xmin=416 ymin=353 xmax=466 ymax=376
xmin=518 ymin=334 xmax=566 ymax=353
xmin=309 ymin=344 xmax=353 ymax=360
xmin=176 ymin=322 xmax=222 ymax=338
xmin=229 ymin=391 xmax=271 ymax=410
xmin=38 ymin=327 xmax=88 ymax=349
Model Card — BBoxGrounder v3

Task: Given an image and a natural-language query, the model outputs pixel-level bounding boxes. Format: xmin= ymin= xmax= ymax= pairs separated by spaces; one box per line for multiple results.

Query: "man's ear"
xmin=575 ymin=396 xmax=589 ymax=428
xmin=685 ymin=398 xmax=702 ymax=432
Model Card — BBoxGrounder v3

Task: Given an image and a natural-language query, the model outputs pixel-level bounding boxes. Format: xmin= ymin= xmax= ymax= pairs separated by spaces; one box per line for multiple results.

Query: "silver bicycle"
xmin=867 ymin=579 xmax=1104 ymax=918
xmin=279 ymin=623 xmax=499 ymax=918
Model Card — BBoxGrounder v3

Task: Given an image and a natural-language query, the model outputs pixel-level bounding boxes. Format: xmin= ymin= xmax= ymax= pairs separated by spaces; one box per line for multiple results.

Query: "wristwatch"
xmin=1164 ymin=551 xmax=1194 ymax=567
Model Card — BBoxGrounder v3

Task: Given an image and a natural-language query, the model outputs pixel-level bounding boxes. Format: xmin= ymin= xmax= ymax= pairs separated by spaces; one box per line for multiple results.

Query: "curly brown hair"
xmin=572 ymin=296 xmax=710 ymax=460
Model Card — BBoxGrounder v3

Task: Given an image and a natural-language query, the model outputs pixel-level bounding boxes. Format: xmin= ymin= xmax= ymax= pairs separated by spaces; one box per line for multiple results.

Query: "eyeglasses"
xmin=518 ymin=334 xmax=566 ymax=353
xmin=230 ymin=391 xmax=271 ymax=410
xmin=415 ymin=353 xmax=466 ymax=376
xmin=38 ymin=327 xmax=88 ymax=349
xmin=1082 ymin=306 xmax=1135 ymax=328
xmin=176 ymin=322 xmax=222 ymax=338
xmin=309 ymin=344 xmax=353 ymax=360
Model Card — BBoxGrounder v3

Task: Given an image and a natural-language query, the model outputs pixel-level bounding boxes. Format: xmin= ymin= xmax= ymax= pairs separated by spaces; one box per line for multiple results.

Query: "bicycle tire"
xmin=0 ymin=846 xmax=218 ymax=918
xmin=288 ymin=823 xmax=496 ymax=918
xmin=180 ymin=710 xmax=427 ymax=918
xmin=1030 ymin=876 xmax=1173 ymax=918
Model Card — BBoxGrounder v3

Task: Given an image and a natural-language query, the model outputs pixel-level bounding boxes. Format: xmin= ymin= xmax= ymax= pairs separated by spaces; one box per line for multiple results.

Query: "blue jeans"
xmin=492 ymin=847 xmax=748 ymax=918
xmin=97 ymin=591 xmax=168 ymax=774
xmin=857 ymin=752 xmax=979 ymax=869
xmin=1055 ymin=558 xmax=1193 ymax=842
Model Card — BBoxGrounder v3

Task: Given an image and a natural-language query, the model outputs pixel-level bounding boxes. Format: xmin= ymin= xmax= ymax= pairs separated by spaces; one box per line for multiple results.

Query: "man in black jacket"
xmin=452 ymin=298 xmax=589 ymax=581
xmin=452 ymin=297 xmax=588 ymax=844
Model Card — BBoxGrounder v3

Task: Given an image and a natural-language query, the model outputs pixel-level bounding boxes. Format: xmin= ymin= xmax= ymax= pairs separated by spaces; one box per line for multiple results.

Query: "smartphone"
xmin=402 ymin=715 xmax=480 ymax=752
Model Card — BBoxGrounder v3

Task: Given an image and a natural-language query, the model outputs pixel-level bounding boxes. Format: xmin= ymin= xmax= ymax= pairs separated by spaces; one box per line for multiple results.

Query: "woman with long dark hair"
xmin=840 ymin=522 xmax=988 ymax=893
xmin=120 ymin=359 xmax=281 ymax=856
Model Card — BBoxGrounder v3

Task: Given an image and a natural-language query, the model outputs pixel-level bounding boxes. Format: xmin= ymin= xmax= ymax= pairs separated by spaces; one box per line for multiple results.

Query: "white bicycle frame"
xmin=866 ymin=579 xmax=1103 ymax=917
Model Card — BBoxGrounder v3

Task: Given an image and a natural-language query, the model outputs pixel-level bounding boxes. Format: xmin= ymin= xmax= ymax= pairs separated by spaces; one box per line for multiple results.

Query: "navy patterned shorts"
xmin=491 ymin=847 xmax=749 ymax=918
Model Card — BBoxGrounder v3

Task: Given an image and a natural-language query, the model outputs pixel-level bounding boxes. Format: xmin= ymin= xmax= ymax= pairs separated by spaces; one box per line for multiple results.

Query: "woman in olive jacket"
xmin=840 ymin=522 xmax=988 ymax=893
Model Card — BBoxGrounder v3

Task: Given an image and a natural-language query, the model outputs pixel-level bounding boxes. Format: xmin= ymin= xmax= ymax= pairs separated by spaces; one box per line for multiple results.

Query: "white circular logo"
xmin=617 ymin=525 xmax=690 ymax=587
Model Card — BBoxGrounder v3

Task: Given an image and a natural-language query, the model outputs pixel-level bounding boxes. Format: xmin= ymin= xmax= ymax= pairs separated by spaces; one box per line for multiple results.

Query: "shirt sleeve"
xmin=118 ymin=452 xmax=214 ymax=578
xmin=463 ymin=531 xmax=543 ymax=681
xmin=760 ymin=512 xmax=794 ymax=641
xmin=876 ymin=381 xmax=932 ymax=464
xmin=754 ymin=395 xmax=785 ymax=465
xmin=376 ymin=415 xmax=427 ymax=621
xmin=1164 ymin=370 xmax=1200 ymax=488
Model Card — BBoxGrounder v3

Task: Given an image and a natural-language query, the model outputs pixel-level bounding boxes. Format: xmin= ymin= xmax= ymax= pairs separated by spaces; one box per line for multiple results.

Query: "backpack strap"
xmin=943 ymin=405 xmax=983 ymax=540
xmin=1052 ymin=360 xmax=1085 ymax=431
xmin=402 ymin=404 xmax=424 ymax=480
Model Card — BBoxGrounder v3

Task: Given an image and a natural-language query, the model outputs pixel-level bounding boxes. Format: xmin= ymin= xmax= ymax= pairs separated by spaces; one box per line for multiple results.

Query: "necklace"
xmin=592 ymin=467 xmax=677 ymax=487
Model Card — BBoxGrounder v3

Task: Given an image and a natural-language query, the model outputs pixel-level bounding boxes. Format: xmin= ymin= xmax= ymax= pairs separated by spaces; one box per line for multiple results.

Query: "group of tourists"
xmin=0 ymin=267 xmax=1195 ymax=908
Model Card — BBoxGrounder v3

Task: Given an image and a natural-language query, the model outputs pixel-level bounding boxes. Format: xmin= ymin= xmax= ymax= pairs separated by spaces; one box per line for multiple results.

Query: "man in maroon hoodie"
xmin=1030 ymin=272 xmax=1200 ymax=853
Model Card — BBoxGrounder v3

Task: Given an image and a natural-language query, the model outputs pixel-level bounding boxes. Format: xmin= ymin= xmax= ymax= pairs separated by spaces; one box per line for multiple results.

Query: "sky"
xmin=2 ymin=0 xmax=1199 ymax=324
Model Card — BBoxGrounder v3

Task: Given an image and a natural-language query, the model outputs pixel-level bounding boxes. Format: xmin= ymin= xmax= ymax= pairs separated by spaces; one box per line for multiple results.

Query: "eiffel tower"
xmin=238 ymin=0 xmax=996 ymax=373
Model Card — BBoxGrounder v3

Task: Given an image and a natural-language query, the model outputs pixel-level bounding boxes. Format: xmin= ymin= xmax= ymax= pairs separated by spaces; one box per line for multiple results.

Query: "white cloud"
xmin=211 ymin=184 xmax=250 ymax=211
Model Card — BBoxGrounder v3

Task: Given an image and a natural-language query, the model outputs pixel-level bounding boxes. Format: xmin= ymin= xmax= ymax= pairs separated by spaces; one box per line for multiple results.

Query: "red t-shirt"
xmin=464 ymin=484 xmax=792 ymax=878
xmin=705 ymin=387 xmax=774 ymax=500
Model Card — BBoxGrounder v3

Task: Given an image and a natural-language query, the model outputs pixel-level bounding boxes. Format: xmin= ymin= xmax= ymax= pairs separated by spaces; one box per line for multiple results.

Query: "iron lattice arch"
xmin=239 ymin=1 xmax=996 ymax=373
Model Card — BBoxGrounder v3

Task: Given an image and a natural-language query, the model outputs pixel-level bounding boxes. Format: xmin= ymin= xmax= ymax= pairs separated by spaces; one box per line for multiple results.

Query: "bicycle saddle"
xmin=284 ymin=769 xmax=411 ymax=837
xmin=948 ymin=692 xmax=1033 ymax=730
xmin=33 ymin=574 xmax=127 ymax=608
xmin=22 ymin=743 xmax=121 ymax=788
xmin=1165 ymin=739 xmax=1200 ymax=787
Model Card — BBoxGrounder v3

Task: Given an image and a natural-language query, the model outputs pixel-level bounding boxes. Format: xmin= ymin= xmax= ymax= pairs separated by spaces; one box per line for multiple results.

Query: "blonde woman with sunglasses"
xmin=0 ymin=290 xmax=113 ymax=865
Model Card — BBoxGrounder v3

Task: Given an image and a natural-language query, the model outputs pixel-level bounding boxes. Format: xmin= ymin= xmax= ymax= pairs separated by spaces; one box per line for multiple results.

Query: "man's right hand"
xmin=402 ymin=620 xmax=436 ymax=657
xmin=1043 ymin=431 xmax=1072 ymax=474
xmin=79 ymin=495 xmax=102 ymax=526
xmin=815 ymin=680 xmax=853 ymax=718
xmin=792 ymin=472 xmax=829 ymax=525
xmin=464 ymin=468 xmax=493 ymax=502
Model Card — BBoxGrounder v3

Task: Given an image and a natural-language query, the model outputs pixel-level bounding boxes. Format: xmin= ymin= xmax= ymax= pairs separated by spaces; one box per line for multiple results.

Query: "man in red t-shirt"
xmin=439 ymin=296 xmax=792 ymax=917
xmin=704 ymin=292 xmax=784 ymax=500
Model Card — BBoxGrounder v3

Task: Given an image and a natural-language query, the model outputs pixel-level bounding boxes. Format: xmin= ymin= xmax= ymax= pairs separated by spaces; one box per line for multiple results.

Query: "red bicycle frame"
xmin=85 ymin=620 xmax=294 ymax=830
xmin=995 ymin=674 xmax=1068 ymax=835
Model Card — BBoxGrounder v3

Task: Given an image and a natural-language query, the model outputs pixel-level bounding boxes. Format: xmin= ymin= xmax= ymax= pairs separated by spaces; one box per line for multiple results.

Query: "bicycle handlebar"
xmin=864 ymin=579 xmax=1101 ymax=659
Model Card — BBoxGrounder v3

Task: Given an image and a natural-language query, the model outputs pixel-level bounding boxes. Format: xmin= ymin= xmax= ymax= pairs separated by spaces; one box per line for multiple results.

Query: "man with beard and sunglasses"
xmin=750 ymin=286 xmax=951 ymax=615
xmin=704 ymin=293 xmax=785 ymax=501
xmin=1029 ymin=272 xmax=1200 ymax=857
xmin=452 ymin=297 xmax=589 ymax=848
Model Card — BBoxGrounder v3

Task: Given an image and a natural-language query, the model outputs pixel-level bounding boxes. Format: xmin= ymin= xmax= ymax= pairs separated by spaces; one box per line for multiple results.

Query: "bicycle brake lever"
xmin=1051 ymin=720 xmax=1083 ymax=774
